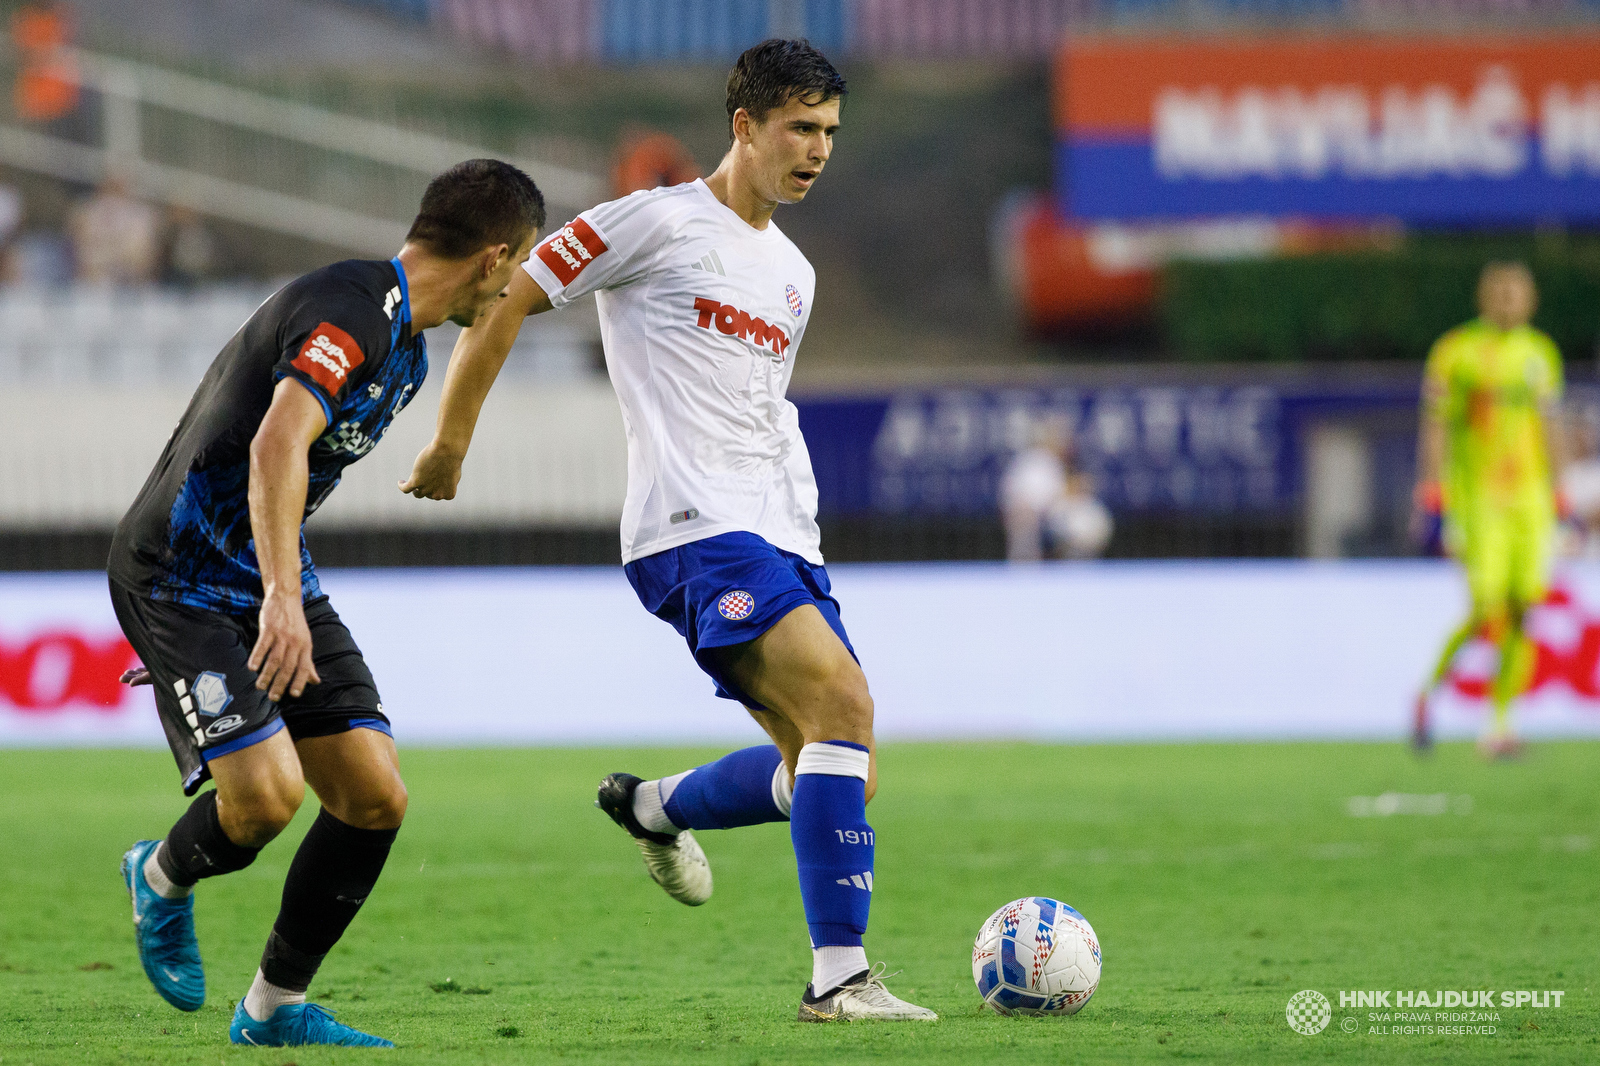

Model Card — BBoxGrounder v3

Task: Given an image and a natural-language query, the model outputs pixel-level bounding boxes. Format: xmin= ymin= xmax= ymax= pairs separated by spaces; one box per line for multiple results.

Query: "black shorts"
xmin=108 ymin=579 xmax=389 ymax=795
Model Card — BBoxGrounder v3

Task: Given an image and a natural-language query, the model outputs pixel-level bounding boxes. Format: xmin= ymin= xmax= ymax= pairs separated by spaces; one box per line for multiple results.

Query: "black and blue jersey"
xmin=110 ymin=258 xmax=427 ymax=613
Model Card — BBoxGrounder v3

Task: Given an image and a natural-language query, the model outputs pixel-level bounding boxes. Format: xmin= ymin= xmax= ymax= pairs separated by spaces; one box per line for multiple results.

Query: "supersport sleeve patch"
xmin=535 ymin=218 xmax=608 ymax=288
xmin=289 ymin=322 xmax=366 ymax=398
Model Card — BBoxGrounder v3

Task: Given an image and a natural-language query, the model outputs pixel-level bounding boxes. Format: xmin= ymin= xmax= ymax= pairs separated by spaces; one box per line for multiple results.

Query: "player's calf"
xmin=238 ymin=808 xmax=400 ymax=1025
xmin=790 ymin=741 xmax=878 ymax=996
xmin=640 ymin=744 xmax=792 ymax=831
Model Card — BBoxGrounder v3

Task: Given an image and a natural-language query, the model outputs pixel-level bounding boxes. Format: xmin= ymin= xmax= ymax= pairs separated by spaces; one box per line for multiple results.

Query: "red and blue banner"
xmin=1057 ymin=36 xmax=1600 ymax=222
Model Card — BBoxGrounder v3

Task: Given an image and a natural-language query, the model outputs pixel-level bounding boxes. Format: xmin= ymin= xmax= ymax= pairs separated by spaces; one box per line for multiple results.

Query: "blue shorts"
xmin=624 ymin=531 xmax=856 ymax=710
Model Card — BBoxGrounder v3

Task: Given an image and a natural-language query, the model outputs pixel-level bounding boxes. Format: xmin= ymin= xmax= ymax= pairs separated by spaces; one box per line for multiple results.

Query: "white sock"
xmin=142 ymin=844 xmax=192 ymax=900
xmin=632 ymin=775 xmax=686 ymax=835
xmin=812 ymin=945 xmax=868 ymax=995
xmin=244 ymin=968 xmax=305 ymax=1022
xmin=771 ymin=762 xmax=793 ymax=817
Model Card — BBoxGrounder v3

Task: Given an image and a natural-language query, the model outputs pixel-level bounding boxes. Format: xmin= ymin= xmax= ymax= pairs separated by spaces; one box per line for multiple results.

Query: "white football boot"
xmin=797 ymin=963 xmax=939 ymax=1022
xmin=595 ymin=773 xmax=712 ymax=906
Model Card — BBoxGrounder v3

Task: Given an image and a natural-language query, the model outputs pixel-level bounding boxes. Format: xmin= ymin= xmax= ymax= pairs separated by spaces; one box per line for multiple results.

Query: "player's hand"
xmin=248 ymin=590 xmax=320 ymax=701
xmin=399 ymin=439 xmax=464 ymax=501
xmin=119 ymin=667 xmax=152 ymax=686
xmin=1411 ymin=480 xmax=1444 ymax=556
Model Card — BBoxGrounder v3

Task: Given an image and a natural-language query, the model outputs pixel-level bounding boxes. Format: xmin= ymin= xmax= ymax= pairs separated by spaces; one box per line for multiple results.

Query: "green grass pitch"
xmin=1 ymin=741 xmax=1596 ymax=1065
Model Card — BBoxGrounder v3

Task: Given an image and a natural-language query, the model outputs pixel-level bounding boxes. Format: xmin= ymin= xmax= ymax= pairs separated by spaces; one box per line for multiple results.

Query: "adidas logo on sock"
xmin=835 ymin=872 xmax=873 ymax=890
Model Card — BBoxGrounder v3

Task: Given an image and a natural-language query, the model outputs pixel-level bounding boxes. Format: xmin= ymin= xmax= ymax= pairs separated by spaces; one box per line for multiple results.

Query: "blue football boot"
xmin=230 ymin=1000 xmax=395 ymax=1047
xmin=121 ymin=839 xmax=205 ymax=1012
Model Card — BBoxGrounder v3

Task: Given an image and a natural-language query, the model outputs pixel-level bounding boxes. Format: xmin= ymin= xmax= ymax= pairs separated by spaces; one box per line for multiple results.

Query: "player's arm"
xmin=400 ymin=269 xmax=550 ymax=500
xmin=247 ymin=377 xmax=328 ymax=701
xmin=1416 ymin=393 xmax=1446 ymax=496
xmin=1537 ymin=340 xmax=1570 ymax=513
xmin=1544 ymin=400 xmax=1569 ymax=478
xmin=1411 ymin=345 xmax=1450 ymax=550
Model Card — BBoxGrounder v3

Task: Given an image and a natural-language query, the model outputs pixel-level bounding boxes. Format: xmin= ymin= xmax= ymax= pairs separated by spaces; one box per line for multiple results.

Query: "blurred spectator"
xmin=1051 ymin=471 xmax=1115 ymax=560
xmin=611 ymin=129 xmax=700 ymax=197
xmin=1000 ymin=420 xmax=1114 ymax=560
xmin=0 ymin=184 xmax=24 ymax=248
xmin=0 ymin=183 xmax=73 ymax=286
xmin=11 ymin=2 xmax=78 ymax=123
xmin=163 ymin=206 xmax=219 ymax=286
xmin=4 ymin=229 xmax=72 ymax=286
xmin=68 ymin=176 xmax=160 ymax=284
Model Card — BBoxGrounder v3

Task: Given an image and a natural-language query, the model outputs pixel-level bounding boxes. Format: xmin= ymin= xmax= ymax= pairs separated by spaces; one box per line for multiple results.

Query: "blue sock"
xmin=790 ymin=741 xmax=872 ymax=948
xmin=660 ymin=745 xmax=789 ymax=831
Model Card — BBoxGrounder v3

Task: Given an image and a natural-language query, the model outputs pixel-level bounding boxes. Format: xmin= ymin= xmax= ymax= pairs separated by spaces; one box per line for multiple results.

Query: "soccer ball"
xmin=972 ymin=897 xmax=1101 ymax=1015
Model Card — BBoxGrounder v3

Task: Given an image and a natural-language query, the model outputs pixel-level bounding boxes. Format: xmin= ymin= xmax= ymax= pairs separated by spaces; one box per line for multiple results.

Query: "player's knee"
xmin=352 ymin=779 xmax=408 ymax=831
xmin=810 ymin=664 xmax=874 ymax=742
xmin=327 ymin=774 xmax=408 ymax=831
xmin=224 ymin=786 xmax=303 ymax=847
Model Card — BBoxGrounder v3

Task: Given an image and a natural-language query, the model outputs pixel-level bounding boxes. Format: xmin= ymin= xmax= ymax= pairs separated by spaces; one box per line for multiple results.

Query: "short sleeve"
xmin=524 ymin=193 xmax=671 ymax=308
xmin=272 ymin=299 xmax=389 ymax=425
xmin=1422 ymin=334 xmax=1454 ymax=413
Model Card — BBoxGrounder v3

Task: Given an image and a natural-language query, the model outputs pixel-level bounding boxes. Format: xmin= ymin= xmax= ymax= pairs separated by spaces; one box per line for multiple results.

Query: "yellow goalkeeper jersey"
xmin=1424 ymin=318 xmax=1562 ymax=512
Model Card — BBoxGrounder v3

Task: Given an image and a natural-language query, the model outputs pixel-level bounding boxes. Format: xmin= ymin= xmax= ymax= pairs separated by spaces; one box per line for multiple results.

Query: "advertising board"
xmin=799 ymin=383 xmax=1416 ymax=517
xmin=6 ymin=564 xmax=1599 ymax=751
xmin=1059 ymin=37 xmax=1600 ymax=221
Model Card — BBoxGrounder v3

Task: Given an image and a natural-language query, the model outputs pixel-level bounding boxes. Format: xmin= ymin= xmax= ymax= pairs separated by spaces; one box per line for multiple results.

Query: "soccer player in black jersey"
xmin=107 ymin=159 xmax=543 ymax=1048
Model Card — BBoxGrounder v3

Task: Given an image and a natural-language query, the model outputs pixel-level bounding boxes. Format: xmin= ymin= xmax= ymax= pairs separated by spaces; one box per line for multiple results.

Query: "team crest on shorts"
xmin=192 ymin=671 xmax=232 ymax=717
xmin=785 ymin=284 xmax=803 ymax=317
xmin=718 ymin=590 xmax=755 ymax=620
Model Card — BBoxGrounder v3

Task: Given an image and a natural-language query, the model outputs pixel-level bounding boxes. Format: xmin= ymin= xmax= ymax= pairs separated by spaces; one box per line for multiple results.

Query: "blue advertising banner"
xmin=1057 ymin=36 xmax=1600 ymax=222
xmin=796 ymin=383 xmax=1419 ymax=517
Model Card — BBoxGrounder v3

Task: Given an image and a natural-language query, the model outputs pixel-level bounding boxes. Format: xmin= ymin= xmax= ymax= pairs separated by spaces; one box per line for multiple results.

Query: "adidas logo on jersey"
xmin=690 ymin=250 xmax=727 ymax=276
xmin=381 ymin=285 xmax=401 ymax=320
xmin=692 ymin=297 xmax=791 ymax=359
xmin=835 ymin=872 xmax=874 ymax=891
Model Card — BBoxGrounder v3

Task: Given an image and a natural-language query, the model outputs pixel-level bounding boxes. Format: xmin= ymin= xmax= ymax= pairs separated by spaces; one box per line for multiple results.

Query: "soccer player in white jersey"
xmin=400 ymin=40 xmax=936 ymax=1023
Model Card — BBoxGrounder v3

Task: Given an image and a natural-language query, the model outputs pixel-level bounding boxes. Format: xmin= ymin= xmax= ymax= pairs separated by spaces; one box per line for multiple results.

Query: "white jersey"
xmin=524 ymin=179 xmax=822 ymax=564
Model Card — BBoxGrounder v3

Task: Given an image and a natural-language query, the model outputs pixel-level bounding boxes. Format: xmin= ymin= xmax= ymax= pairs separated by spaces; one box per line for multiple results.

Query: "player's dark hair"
xmin=726 ymin=38 xmax=846 ymax=141
xmin=406 ymin=159 xmax=545 ymax=259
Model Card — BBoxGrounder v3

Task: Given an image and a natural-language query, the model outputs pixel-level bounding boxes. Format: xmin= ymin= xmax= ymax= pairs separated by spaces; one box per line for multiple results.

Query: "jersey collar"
xmin=389 ymin=255 xmax=414 ymax=340
xmin=694 ymin=178 xmax=782 ymax=241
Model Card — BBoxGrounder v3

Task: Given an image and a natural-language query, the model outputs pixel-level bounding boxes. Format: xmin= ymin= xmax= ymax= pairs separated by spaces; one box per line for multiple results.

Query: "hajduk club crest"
xmin=718 ymin=590 xmax=755 ymax=620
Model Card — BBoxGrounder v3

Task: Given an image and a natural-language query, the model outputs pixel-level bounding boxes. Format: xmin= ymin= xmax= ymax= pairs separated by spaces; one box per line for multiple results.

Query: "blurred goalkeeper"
xmin=1411 ymin=262 xmax=1566 ymax=757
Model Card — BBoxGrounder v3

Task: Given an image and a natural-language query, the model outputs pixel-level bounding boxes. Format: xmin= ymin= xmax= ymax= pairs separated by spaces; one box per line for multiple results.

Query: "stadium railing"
xmin=0 ymin=45 xmax=604 ymax=256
